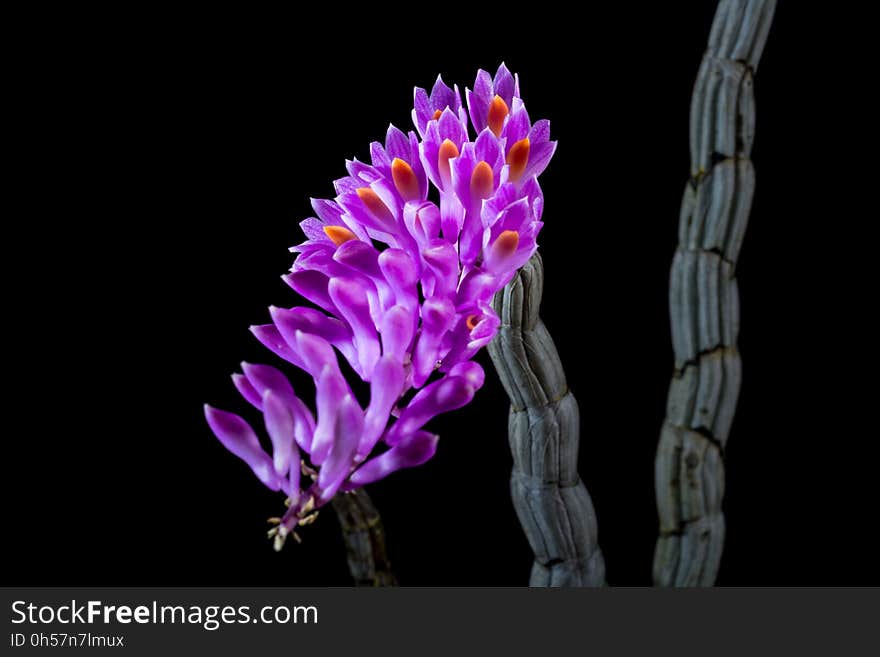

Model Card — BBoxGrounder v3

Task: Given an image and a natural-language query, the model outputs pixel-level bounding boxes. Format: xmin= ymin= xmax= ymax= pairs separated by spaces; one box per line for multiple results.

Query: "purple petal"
xmin=299 ymin=217 xmax=331 ymax=243
xmin=385 ymin=124 xmax=410 ymax=161
xmin=378 ymin=248 xmax=419 ymax=310
xmin=439 ymin=191 xmax=465 ymax=242
xmin=359 ymin=354 xmax=406 ymax=457
xmin=310 ymin=365 xmax=350 ymax=465
xmin=369 ymin=141 xmax=391 ymax=173
xmin=241 ymin=362 xmax=296 ymax=408
xmin=529 ymin=119 xmax=551 ymax=144
xmin=474 ymin=128 xmax=503 ymax=170
xmin=413 ymin=86 xmax=432 ymax=136
xmin=493 ymin=62 xmax=516 ymax=106
xmin=503 ymin=99 xmax=531 ymax=146
xmin=282 ymin=270 xmax=339 ymax=317
xmin=379 ymin=304 xmax=416 ymax=358
xmin=346 ymin=158 xmax=379 ymax=183
xmin=333 ymin=239 xmax=384 ymax=282
xmin=232 ymin=373 xmax=262 ymax=409
xmin=421 ymin=239 xmax=459 ymax=298
xmin=467 ymin=69 xmax=494 ymax=133
xmin=440 ymin=310 xmax=501 ymax=370
xmin=310 ymin=198 xmax=346 ymax=227
xmin=448 ymin=361 xmax=486 ymax=389
xmin=404 ymin=200 xmax=441 ymax=246
xmin=522 ymin=140 xmax=557 ymax=181
xmin=412 ymin=296 xmax=456 ymax=387
xmin=429 ymin=75 xmax=457 ymax=113
xmin=329 ymin=277 xmax=381 ymax=378
xmin=386 ymin=374 xmax=479 ymax=444
xmin=250 ymin=324 xmax=305 ymax=369
xmin=316 ymin=393 xmax=363 ymax=493
xmin=263 ymin=390 xmax=297 ymax=478
xmin=270 ymin=305 xmax=353 ymax=346
xmin=240 ymin=361 xmax=316 ymax=452
xmin=456 ymin=270 xmax=498 ymax=307
xmin=204 ymin=405 xmax=281 ymax=491
xmin=293 ymin=330 xmax=340 ymax=379
xmin=347 ymin=430 xmax=439 ymax=488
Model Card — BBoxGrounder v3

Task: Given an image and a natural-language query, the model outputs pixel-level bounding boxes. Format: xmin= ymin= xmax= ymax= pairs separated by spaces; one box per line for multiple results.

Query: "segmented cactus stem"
xmin=654 ymin=0 xmax=776 ymax=587
xmin=488 ymin=253 xmax=605 ymax=586
xmin=332 ymin=488 xmax=397 ymax=586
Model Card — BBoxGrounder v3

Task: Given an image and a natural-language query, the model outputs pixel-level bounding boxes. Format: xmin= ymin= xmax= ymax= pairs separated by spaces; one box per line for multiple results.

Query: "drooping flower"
xmin=205 ymin=64 xmax=555 ymax=548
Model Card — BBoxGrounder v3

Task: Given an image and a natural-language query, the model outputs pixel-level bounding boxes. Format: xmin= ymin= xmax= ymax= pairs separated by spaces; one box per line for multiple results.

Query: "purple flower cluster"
xmin=205 ymin=64 xmax=555 ymax=547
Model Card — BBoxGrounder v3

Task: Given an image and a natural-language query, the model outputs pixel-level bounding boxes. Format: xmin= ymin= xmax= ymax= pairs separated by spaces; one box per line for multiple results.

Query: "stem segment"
xmin=654 ymin=0 xmax=776 ymax=586
xmin=488 ymin=253 xmax=605 ymax=586
xmin=331 ymin=488 xmax=397 ymax=586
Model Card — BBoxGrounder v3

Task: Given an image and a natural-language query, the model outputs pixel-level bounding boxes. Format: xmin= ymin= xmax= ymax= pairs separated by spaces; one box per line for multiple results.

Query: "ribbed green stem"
xmin=488 ymin=253 xmax=605 ymax=586
xmin=654 ymin=0 xmax=776 ymax=586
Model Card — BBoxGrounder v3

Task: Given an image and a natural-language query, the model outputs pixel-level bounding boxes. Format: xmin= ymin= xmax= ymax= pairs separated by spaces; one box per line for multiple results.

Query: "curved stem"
xmin=488 ymin=253 xmax=605 ymax=586
xmin=654 ymin=0 xmax=776 ymax=586
xmin=331 ymin=488 xmax=397 ymax=586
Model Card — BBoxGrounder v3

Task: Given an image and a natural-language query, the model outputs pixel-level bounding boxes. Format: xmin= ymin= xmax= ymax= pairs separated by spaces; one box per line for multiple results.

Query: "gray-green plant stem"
xmin=488 ymin=253 xmax=605 ymax=586
xmin=654 ymin=0 xmax=776 ymax=587
xmin=331 ymin=488 xmax=397 ymax=586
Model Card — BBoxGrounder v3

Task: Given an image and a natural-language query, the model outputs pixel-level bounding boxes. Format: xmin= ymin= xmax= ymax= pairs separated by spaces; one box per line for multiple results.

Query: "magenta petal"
xmin=328 ymin=277 xmax=381 ymax=378
xmin=455 ymin=270 xmax=498 ymax=307
xmin=493 ymin=62 xmax=516 ymax=105
xmin=270 ymin=305 xmax=359 ymax=375
xmin=337 ymin=189 xmax=397 ymax=235
xmin=448 ymin=361 xmax=486 ymax=389
xmin=232 ymin=373 xmax=262 ymax=409
xmin=282 ymin=270 xmax=339 ymax=317
xmin=293 ymin=330 xmax=339 ymax=379
xmin=385 ymin=124 xmax=410 ymax=161
xmin=474 ymin=128 xmax=502 ymax=170
xmin=439 ymin=191 xmax=465 ymax=242
xmin=522 ymin=140 xmax=557 ymax=181
xmin=529 ymin=119 xmax=551 ymax=143
xmin=316 ymin=393 xmax=363 ymax=494
xmin=421 ymin=239 xmax=459 ymax=298
xmin=347 ymin=430 xmax=439 ymax=488
xmin=403 ymin=200 xmax=441 ymax=247
xmin=269 ymin=305 xmax=353 ymax=345
xmin=441 ymin=310 xmax=501 ymax=371
xmin=299 ymin=217 xmax=331 ymax=243
xmin=380 ymin=304 xmax=415 ymax=358
xmin=413 ymin=86 xmax=432 ymax=135
xmin=241 ymin=361 xmax=315 ymax=453
xmin=241 ymin=362 xmax=295 ymax=407
xmin=503 ymin=100 xmax=531 ymax=145
xmin=386 ymin=373 xmax=478 ymax=445
xmin=467 ymin=69 xmax=493 ymax=133
xmin=359 ymin=354 xmax=406 ymax=457
xmin=310 ymin=198 xmax=344 ymax=225
xmin=333 ymin=240 xmax=394 ymax=309
xmin=250 ymin=324 xmax=305 ymax=369
xmin=412 ymin=296 xmax=456 ymax=387
xmin=204 ymin=405 xmax=281 ymax=491
xmin=263 ymin=390 xmax=297 ymax=478
xmin=310 ymin=365 xmax=349 ymax=465
xmin=378 ymin=248 xmax=419 ymax=310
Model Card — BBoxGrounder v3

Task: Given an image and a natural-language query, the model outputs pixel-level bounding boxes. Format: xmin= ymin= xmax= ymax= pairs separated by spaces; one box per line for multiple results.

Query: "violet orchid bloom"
xmin=205 ymin=64 xmax=555 ymax=549
xmin=466 ymin=63 xmax=519 ymax=136
xmin=412 ymin=75 xmax=467 ymax=138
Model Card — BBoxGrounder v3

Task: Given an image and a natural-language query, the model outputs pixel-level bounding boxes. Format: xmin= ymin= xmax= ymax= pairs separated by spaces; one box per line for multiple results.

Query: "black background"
xmin=8 ymin=3 xmax=876 ymax=586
